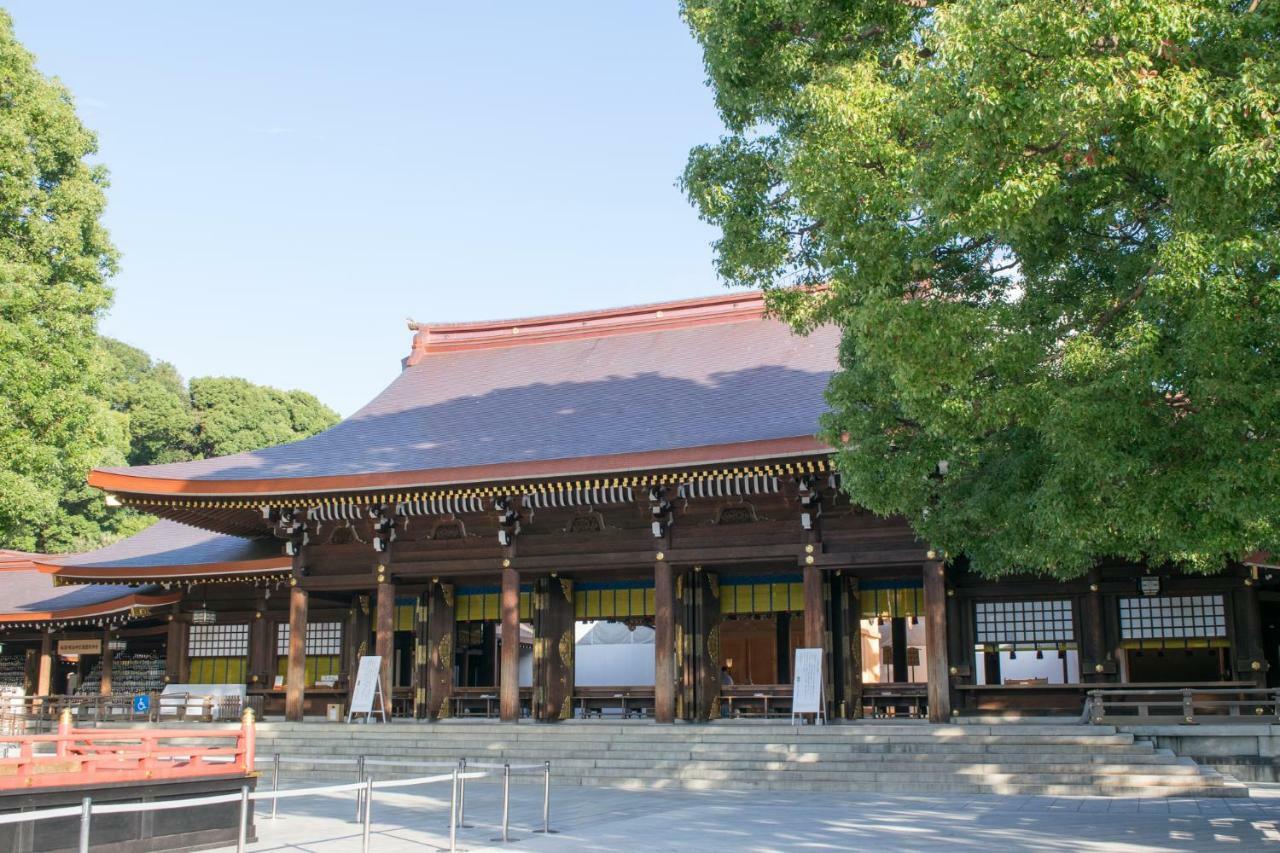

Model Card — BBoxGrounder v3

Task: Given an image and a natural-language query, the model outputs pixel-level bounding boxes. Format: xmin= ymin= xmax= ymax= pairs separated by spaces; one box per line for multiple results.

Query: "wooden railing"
xmin=1086 ymin=687 xmax=1280 ymax=725
xmin=0 ymin=693 xmax=265 ymax=735
xmin=0 ymin=708 xmax=256 ymax=789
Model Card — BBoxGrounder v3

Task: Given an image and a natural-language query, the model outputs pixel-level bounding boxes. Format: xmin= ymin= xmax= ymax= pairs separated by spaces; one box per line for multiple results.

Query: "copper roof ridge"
xmin=403 ymin=289 xmax=768 ymax=365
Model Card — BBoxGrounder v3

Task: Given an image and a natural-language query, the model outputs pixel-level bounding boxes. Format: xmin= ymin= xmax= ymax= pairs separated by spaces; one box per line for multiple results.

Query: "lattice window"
xmin=187 ymin=624 xmax=249 ymax=657
xmin=975 ymin=600 xmax=1074 ymax=645
xmin=1120 ymin=595 xmax=1226 ymax=639
xmin=276 ymin=621 xmax=344 ymax=656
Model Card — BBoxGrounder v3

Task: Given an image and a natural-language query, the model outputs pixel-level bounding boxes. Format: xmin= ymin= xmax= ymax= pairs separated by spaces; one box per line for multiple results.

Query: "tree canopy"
xmin=680 ymin=0 xmax=1279 ymax=577
xmin=0 ymin=11 xmax=121 ymax=553
xmin=0 ymin=13 xmax=340 ymax=552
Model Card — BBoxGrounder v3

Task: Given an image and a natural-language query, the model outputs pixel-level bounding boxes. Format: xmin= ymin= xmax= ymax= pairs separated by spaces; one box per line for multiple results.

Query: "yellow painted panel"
xmin=645 ymin=588 xmax=656 ymax=615
xmin=395 ymin=605 xmax=414 ymax=632
xmin=789 ymin=583 xmax=805 ymax=611
xmin=574 ymin=592 xmax=586 ymax=619
xmin=631 ymin=588 xmax=646 ymax=616
xmin=483 ymin=593 xmax=499 ymax=622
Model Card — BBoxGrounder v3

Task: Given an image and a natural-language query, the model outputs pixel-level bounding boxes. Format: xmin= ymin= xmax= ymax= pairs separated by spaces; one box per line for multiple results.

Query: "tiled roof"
xmin=0 ymin=550 xmax=178 ymax=622
xmin=90 ymin=291 xmax=839 ymax=495
xmin=40 ymin=521 xmax=286 ymax=580
xmin=49 ymin=521 xmax=277 ymax=570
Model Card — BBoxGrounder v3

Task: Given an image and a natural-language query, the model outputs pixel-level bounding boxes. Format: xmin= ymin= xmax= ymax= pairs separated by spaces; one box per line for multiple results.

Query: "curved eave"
xmin=38 ymin=556 xmax=293 ymax=583
xmin=0 ymin=591 xmax=182 ymax=625
xmin=88 ymin=436 xmax=830 ymax=499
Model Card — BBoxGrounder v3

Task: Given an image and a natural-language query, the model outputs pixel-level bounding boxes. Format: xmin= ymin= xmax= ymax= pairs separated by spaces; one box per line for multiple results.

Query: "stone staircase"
xmin=253 ymin=720 xmax=1248 ymax=798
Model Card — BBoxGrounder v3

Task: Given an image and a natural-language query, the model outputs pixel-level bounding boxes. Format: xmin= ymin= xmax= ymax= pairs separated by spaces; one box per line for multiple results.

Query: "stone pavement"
xmin=219 ymin=776 xmax=1280 ymax=852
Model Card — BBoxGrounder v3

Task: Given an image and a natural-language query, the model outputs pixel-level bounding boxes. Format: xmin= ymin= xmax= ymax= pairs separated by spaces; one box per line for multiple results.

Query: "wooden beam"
xmin=923 ymin=559 xmax=951 ymax=722
xmin=99 ymin=627 xmax=113 ymax=696
xmin=375 ymin=581 xmax=395 ymax=711
xmin=654 ymin=559 xmax=675 ymax=724
xmin=499 ymin=564 xmax=520 ymax=722
xmin=285 ymin=584 xmax=308 ymax=722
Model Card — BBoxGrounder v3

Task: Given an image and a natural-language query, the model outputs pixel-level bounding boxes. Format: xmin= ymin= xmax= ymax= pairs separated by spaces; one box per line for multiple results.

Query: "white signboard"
xmin=791 ymin=647 xmax=825 ymax=724
xmin=346 ymin=655 xmax=386 ymax=723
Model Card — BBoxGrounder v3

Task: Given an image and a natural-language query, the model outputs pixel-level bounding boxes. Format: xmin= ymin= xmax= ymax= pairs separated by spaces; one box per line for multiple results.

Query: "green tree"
xmin=681 ymin=0 xmax=1280 ymax=577
xmin=98 ymin=337 xmax=196 ymax=466
xmin=189 ymin=377 xmax=338 ymax=457
xmin=0 ymin=11 xmax=121 ymax=552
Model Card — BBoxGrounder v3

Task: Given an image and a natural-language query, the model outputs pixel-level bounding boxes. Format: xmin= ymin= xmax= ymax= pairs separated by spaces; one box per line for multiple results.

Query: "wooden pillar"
xmin=419 ymin=582 xmax=455 ymax=720
xmin=37 ymin=632 xmax=52 ymax=696
xmin=1081 ymin=569 xmax=1112 ymax=682
xmin=285 ymin=585 xmax=308 ymax=722
xmin=247 ymin=593 xmax=271 ymax=691
xmin=679 ymin=568 xmax=721 ymax=722
xmin=803 ymin=563 xmax=825 ymax=649
xmin=346 ymin=595 xmax=371 ymax=710
xmin=533 ymin=576 xmax=575 ymax=722
xmin=376 ymin=582 xmax=395 ymax=713
xmin=165 ymin=614 xmax=189 ymax=685
xmin=923 ymin=558 xmax=951 ymax=722
xmin=1235 ymin=577 xmax=1268 ymax=687
xmin=499 ymin=565 xmax=520 ymax=722
xmin=838 ymin=575 xmax=863 ymax=719
xmin=654 ymin=559 xmax=675 ymax=724
xmin=99 ymin=627 xmax=114 ymax=696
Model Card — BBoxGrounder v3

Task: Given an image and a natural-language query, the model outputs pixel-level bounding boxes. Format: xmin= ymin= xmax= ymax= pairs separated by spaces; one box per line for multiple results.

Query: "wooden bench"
xmin=721 ymin=685 xmax=792 ymax=718
xmin=574 ymin=686 xmax=654 ymax=719
xmin=863 ymin=683 xmax=927 ymax=718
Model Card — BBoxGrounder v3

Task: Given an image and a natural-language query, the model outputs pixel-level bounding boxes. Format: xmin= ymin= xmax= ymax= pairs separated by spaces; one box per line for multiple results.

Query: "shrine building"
xmin=1 ymin=290 xmax=1274 ymax=723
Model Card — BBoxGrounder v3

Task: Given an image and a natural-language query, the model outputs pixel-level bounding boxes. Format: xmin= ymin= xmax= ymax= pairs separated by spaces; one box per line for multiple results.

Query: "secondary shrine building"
xmin=2 ymin=291 xmax=1275 ymax=723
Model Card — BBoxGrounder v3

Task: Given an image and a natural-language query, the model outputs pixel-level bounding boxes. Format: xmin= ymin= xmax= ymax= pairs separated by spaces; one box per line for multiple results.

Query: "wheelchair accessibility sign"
xmin=133 ymin=694 xmax=150 ymax=714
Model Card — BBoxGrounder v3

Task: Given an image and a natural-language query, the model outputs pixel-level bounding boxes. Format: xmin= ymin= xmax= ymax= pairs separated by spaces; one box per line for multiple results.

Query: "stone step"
xmin=249 ymin=720 xmax=1242 ymax=798
xmin=254 ymin=732 xmax=1157 ymax=753
xmin=255 ymin=732 xmax=1143 ymax=749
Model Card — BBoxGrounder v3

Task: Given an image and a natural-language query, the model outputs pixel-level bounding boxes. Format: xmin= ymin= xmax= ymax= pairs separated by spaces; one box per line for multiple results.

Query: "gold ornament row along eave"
xmin=117 ymin=458 xmax=831 ymax=512
xmin=52 ymin=571 xmax=294 ymax=588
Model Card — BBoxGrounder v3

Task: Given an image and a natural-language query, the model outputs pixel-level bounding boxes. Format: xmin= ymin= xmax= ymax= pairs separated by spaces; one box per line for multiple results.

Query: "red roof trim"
xmin=87 ymin=436 xmax=830 ymax=499
xmin=404 ymin=290 xmax=767 ymax=365
xmin=0 ymin=591 xmax=183 ymax=624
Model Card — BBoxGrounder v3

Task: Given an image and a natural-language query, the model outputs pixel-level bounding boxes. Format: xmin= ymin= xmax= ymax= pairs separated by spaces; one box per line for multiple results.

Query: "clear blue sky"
xmin=5 ymin=3 xmax=728 ymax=416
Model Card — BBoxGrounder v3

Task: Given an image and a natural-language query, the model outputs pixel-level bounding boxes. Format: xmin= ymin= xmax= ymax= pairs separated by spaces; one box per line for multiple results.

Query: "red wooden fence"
xmin=0 ymin=708 xmax=255 ymax=789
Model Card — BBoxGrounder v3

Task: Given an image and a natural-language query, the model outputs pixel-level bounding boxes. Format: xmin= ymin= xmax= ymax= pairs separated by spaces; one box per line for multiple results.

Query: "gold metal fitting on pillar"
xmin=804 ymin=544 xmax=814 ymax=554
xmin=926 ymin=549 xmax=937 ymax=560
xmin=502 ymin=559 xmax=511 ymax=568
xmin=655 ymin=552 xmax=665 ymax=561
xmin=805 ymin=556 xmax=814 ymax=565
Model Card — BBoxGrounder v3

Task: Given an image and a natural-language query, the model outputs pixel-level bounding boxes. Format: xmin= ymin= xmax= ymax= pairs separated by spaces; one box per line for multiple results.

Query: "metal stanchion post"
xmin=449 ymin=767 xmax=459 ymax=853
xmin=78 ymin=796 xmax=91 ymax=853
xmin=355 ymin=755 xmax=366 ymax=822
xmin=236 ymin=784 xmax=249 ymax=853
xmin=489 ymin=762 xmax=516 ymax=843
xmin=270 ymin=753 xmax=281 ymax=820
xmin=361 ymin=776 xmax=373 ymax=853
xmin=458 ymin=757 xmax=470 ymax=828
xmin=533 ymin=760 xmax=557 ymax=833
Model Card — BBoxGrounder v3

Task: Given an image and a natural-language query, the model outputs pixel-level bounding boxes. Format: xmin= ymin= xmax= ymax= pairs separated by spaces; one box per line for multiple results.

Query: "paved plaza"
xmin=221 ymin=777 xmax=1280 ymax=852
